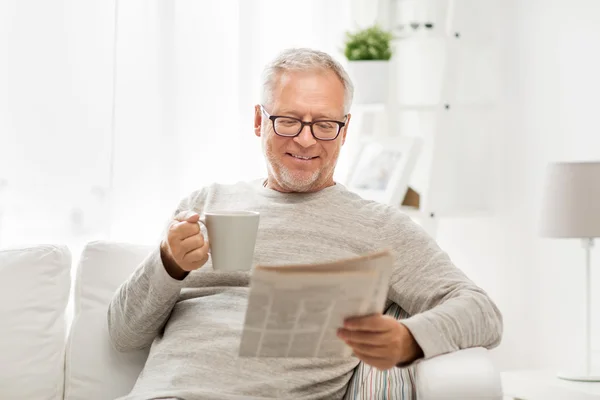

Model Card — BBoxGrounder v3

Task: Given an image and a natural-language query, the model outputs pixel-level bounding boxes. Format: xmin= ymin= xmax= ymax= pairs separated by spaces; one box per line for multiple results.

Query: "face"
xmin=254 ymin=69 xmax=351 ymax=193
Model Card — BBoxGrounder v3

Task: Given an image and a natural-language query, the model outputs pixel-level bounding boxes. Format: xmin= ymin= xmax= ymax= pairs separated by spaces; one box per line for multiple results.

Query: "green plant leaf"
xmin=343 ymin=25 xmax=394 ymax=61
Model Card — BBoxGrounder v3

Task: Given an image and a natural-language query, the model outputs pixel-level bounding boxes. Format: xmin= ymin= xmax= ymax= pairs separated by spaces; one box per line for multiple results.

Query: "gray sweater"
xmin=108 ymin=180 xmax=502 ymax=400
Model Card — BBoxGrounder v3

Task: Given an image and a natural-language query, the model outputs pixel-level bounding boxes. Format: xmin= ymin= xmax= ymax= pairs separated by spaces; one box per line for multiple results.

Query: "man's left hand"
xmin=337 ymin=314 xmax=423 ymax=370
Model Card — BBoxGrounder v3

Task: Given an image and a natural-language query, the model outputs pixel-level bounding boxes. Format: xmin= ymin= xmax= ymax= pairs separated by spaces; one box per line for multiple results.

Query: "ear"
xmin=254 ymin=105 xmax=262 ymax=137
xmin=341 ymin=113 xmax=351 ymax=146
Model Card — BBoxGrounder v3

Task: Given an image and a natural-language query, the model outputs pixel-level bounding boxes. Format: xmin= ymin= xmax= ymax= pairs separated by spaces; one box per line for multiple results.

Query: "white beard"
xmin=268 ymin=160 xmax=321 ymax=192
xmin=261 ymin=129 xmax=338 ymax=192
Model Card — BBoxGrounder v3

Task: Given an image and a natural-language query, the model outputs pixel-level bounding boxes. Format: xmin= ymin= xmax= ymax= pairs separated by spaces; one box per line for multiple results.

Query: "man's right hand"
xmin=160 ymin=211 xmax=210 ymax=280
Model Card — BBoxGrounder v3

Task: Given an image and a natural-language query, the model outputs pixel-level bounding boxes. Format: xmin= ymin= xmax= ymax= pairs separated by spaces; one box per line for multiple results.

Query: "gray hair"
xmin=260 ymin=48 xmax=354 ymax=115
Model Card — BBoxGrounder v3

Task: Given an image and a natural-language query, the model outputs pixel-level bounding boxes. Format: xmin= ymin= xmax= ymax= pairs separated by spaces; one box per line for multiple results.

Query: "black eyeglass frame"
xmin=260 ymin=105 xmax=347 ymax=141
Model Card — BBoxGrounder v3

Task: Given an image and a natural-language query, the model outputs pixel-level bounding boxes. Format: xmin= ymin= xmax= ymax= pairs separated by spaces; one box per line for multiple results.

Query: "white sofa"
xmin=0 ymin=241 xmax=504 ymax=399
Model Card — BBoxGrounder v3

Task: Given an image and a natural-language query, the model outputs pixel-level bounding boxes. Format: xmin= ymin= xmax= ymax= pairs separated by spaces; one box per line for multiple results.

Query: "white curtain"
xmin=0 ymin=0 xmax=356 ymax=250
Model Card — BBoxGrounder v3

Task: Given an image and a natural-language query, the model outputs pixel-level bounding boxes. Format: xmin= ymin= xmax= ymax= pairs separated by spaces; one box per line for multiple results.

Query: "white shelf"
xmin=398 ymin=104 xmax=444 ymax=111
xmin=393 ymin=32 xmax=457 ymax=41
xmin=391 ymin=32 xmax=496 ymax=44
xmin=352 ymin=103 xmax=439 ymax=113
xmin=352 ymin=102 xmax=495 ymax=113
xmin=347 ymin=0 xmax=497 ymax=237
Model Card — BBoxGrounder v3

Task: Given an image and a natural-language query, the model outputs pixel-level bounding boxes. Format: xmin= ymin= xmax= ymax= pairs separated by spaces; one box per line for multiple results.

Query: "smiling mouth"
xmin=287 ymin=153 xmax=318 ymax=160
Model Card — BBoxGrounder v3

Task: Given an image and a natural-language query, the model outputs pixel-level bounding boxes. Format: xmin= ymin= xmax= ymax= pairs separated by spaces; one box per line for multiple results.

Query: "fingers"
xmin=180 ymin=234 xmax=205 ymax=255
xmin=337 ymin=328 xmax=390 ymax=345
xmin=169 ymin=233 xmax=205 ymax=262
xmin=338 ymin=317 xmax=415 ymax=371
xmin=183 ymin=239 xmax=210 ymax=265
xmin=347 ymin=342 xmax=388 ymax=358
xmin=165 ymin=231 xmax=208 ymax=272
xmin=344 ymin=332 xmax=400 ymax=370
xmin=343 ymin=314 xmax=392 ymax=332
xmin=162 ymin=210 xmax=208 ymax=272
xmin=169 ymin=218 xmax=200 ymax=241
xmin=186 ymin=213 xmax=200 ymax=223
xmin=174 ymin=210 xmax=200 ymax=223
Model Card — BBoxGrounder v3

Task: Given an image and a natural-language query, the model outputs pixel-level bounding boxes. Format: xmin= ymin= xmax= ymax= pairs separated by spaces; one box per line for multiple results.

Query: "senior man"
xmin=108 ymin=48 xmax=503 ymax=400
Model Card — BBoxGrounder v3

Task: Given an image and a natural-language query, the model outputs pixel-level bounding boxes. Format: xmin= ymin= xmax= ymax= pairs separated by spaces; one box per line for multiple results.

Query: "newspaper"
xmin=239 ymin=250 xmax=394 ymax=358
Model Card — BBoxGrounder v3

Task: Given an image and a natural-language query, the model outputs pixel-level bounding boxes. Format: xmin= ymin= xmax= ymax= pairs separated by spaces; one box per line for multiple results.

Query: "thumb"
xmin=174 ymin=210 xmax=199 ymax=222
xmin=186 ymin=212 xmax=200 ymax=223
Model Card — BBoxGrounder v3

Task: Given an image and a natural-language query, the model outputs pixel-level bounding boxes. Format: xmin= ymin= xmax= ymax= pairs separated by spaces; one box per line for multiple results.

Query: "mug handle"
xmin=197 ymin=216 xmax=210 ymax=254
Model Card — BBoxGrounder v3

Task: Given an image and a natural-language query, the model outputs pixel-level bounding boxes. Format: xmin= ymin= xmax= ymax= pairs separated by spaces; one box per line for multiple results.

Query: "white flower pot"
xmin=347 ymin=60 xmax=390 ymax=105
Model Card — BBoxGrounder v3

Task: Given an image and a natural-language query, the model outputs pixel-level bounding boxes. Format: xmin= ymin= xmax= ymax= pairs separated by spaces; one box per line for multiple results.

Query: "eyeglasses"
xmin=260 ymin=105 xmax=347 ymax=141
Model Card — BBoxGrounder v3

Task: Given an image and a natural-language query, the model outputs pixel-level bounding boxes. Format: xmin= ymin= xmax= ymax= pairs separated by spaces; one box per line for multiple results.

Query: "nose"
xmin=293 ymin=124 xmax=317 ymax=148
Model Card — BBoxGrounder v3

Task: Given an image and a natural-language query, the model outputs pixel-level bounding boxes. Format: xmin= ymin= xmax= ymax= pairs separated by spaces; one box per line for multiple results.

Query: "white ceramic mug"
xmin=200 ymin=211 xmax=260 ymax=272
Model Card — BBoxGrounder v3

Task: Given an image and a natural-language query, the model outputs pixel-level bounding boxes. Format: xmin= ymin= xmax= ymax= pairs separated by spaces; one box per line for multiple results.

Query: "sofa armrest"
xmin=415 ymin=347 xmax=502 ymax=400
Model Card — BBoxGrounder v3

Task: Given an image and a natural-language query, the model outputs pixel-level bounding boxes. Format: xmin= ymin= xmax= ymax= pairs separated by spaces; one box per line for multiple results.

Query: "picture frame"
xmin=345 ymin=136 xmax=423 ymax=206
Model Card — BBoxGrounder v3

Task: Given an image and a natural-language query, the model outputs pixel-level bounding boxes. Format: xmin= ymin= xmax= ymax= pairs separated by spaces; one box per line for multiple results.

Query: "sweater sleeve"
xmin=107 ymin=247 xmax=189 ymax=352
xmin=107 ymin=188 xmax=208 ymax=352
xmin=383 ymin=213 xmax=503 ymax=360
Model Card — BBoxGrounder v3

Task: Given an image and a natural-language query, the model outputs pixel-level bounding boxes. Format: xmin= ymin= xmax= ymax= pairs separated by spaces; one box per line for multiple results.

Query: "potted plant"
xmin=344 ymin=25 xmax=394 ymax=104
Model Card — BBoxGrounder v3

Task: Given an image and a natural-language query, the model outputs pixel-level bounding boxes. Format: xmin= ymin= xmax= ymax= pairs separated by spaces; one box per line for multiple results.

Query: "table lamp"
xmin=539 ymin=161 xmax=600 ymax=382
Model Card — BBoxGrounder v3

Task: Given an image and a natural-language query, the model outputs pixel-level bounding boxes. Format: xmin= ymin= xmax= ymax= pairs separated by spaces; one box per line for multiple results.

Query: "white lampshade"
xmin=539 ymin=161 xmax=600 ymax=238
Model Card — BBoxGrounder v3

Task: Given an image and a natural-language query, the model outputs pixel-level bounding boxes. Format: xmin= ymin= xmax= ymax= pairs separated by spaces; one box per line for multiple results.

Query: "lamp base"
xmin=557 ymin=372 xmax=600 ymax=382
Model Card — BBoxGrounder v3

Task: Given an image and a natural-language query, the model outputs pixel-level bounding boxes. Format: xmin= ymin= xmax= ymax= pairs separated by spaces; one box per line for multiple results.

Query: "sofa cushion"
xmin=64 ymin=241 xmax=154 ymax=400
xmin=0 ymin=244 xmax=71 ymax=400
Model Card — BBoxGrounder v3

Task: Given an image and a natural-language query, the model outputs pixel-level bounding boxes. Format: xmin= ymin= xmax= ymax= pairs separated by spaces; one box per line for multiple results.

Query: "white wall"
xmin=519 ymin=0 xmax=600 ymax=372
xmin=435 ymin=0 xmax=600 ymax=372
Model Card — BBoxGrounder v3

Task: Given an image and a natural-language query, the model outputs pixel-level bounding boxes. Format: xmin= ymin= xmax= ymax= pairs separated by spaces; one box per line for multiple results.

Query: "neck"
xmin=264 ymin=177 xmax=336 ymax=193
